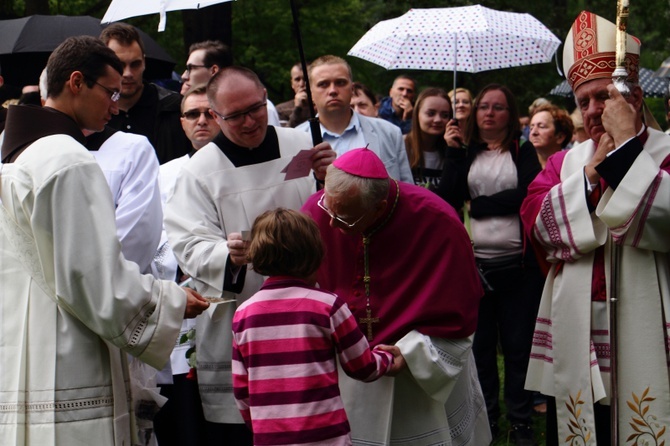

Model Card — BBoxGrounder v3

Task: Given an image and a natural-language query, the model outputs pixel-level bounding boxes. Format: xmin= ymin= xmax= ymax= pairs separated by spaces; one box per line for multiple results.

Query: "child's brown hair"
xmin=248 ymin=208 xmax=324 ymax=278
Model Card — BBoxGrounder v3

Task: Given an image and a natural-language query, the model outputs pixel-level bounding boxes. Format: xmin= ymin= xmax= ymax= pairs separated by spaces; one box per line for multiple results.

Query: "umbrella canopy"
xmin=0 ymin=15 xmax=175 ymax=86
xmin=103 ymin=0 xmax=232 ymax=31
xmin=348 ymin=5 xmax=560 ymax=82
xmin=655 ymin=56 xmax=670 ymax=79
xmin=549 ymin=67 xmax=669 ymax=98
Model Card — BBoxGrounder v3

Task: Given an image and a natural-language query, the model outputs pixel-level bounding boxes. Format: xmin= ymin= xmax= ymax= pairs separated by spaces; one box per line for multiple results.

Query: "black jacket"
xmin=437 ymin=136 xmax=541 ymax=219
xmin=108 ymin=82 xmax=191 ymax=164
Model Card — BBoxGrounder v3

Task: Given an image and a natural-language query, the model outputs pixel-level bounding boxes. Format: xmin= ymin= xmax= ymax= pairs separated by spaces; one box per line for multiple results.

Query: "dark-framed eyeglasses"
xmin=182 ymin=109 xmax=215 ymax=121
xmin=185 ymin=64 xmax=208 ymax=73
xmin=211 ymin=96 xmax=267 ymax=126
xmin=317 ymin=194 xmax=369 ymax=228
xmin=91 ymin=80 xmax=121 ymax=102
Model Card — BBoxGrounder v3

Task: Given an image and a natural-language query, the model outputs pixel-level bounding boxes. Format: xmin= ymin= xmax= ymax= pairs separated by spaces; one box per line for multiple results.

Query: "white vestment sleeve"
xmin=597 ymin=147 xmax=670 ymax=252
xmin=164 ymin=165 xmax=230 ymax=297
xmin=31 ymin=152 xmax=186 ymax=369
xmin=396 ymin=330 xmax=472 ymax=404
xmin=116 ymin=140 xmax=163 ymax=273
xmin=111 ymin=136 xmax=162 ymax=273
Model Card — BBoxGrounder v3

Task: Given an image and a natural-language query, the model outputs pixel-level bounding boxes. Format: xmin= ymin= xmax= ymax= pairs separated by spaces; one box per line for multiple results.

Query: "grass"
xmin=490 ymin=354 xmax=548 ymax=446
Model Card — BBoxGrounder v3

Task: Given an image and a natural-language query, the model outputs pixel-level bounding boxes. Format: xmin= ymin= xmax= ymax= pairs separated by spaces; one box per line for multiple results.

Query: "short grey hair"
xmin=324 ymin=164 xmax=389 ymax=209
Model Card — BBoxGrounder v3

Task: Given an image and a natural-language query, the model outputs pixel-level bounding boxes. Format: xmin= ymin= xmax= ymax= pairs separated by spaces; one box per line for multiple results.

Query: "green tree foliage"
xmin=1 ymin=0 xmax=668 ymax=122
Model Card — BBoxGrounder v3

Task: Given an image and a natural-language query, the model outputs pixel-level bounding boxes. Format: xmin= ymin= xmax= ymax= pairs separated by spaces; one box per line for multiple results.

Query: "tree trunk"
xmin=181 ymin=3 xmax=233 ymax=61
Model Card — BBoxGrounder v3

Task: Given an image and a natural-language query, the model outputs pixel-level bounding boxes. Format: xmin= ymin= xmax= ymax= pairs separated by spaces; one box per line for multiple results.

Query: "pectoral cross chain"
xmin=359 ymin=307 xmax=380 ymax=341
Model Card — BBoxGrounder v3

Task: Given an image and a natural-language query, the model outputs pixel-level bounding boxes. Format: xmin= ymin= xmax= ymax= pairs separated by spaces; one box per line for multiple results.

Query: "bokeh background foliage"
xmin=1 ymin=0 xmax=669 ymax=119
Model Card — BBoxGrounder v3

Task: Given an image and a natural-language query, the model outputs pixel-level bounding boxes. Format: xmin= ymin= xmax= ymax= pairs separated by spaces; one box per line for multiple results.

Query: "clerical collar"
xmin=2 ymin=105 xmax=85 ymax=163
xmin=212 ymin=125 xmax=280 ymax=167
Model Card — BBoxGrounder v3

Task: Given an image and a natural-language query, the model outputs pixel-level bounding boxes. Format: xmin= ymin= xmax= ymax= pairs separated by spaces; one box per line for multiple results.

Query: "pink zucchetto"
xmin=563 ymin=10 xmax=641 ymax=91
xmin=332 ymin=147 xmax=389 ymax=179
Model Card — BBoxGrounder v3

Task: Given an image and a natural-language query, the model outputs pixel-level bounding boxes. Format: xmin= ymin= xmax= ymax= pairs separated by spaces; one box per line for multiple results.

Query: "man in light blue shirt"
xmin=297 ymin=55 xmax=412 ymax=183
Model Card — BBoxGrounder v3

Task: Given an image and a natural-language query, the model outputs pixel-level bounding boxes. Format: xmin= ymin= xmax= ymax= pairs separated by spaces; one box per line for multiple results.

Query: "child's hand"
xmin=375 ymin=344 xmax=406 ymax=376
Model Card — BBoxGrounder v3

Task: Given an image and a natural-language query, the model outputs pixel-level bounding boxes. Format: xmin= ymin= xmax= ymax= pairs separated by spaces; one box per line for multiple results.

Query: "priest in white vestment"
xmin=164 ymin=66 xmax=335 ymax=444
xmin=521 ymin=11 xmax=670 ymax=444
xmin=0 ymin=36 xmax=209 ymax=446
xmin=152 ymin=84 xmax=219 ymax=445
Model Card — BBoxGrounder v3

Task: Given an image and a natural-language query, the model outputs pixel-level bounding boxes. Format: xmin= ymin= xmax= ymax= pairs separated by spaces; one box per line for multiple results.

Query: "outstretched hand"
xmin=375 ymin=344 xmax=406 ymax=376
xmin=183 ymin=287 xmax=209 ymax=318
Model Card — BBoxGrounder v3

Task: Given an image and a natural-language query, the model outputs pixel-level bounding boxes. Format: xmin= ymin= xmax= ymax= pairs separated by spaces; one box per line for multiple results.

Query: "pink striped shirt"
xmin=232 ymin=277 xmax=392 ymax=445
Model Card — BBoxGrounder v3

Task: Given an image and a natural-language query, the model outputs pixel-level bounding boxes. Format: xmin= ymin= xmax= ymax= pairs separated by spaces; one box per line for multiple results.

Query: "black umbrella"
xmin=0 ymin=15 xmax=176 ymax=87
xmin=549 ymin=67 xmax=669 ymax=98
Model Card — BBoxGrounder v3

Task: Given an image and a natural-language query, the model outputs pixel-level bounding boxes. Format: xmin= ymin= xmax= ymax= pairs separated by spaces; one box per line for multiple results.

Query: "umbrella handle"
xmin=289 ymin=0 xmax=322 ymax=146
xmin=309 ymin=118 xmax=323 ymax=146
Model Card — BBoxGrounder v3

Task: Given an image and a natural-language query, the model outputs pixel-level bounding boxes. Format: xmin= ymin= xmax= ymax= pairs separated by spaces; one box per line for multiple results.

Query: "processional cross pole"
xmin=610 ymin=0 xmax=630 ymax=443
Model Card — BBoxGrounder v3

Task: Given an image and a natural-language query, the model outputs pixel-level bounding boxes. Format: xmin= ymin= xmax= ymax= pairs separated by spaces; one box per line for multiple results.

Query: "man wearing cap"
xmin=301 ymin=148 xmax=490 ymax=446
xmin=520 ymin=11 xmax=670 ymax=443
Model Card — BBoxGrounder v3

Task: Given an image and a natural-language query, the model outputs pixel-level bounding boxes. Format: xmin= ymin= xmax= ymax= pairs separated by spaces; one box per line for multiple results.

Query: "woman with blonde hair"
xmin=448 ymin=87 xmax=473 ymax=133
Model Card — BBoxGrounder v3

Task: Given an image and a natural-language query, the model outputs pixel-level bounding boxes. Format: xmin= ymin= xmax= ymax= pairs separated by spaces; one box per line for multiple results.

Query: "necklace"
xmin=359 ymin=179 xmax=400 ymax=341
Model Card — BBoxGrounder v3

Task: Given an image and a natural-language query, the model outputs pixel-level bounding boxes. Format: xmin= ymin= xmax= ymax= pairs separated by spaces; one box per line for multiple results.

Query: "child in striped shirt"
xmin=232 ymin=208 xmax=402 ymax=446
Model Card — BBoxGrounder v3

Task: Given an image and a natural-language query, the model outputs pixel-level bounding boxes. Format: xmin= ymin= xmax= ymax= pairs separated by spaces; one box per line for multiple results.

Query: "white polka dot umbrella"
xmin=348 ymin=5 xmax=561 ymax=92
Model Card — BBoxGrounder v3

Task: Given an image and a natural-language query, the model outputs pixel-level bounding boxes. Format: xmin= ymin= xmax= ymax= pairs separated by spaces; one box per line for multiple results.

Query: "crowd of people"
xmin=1 ymin=8 xmax=669 ymax=446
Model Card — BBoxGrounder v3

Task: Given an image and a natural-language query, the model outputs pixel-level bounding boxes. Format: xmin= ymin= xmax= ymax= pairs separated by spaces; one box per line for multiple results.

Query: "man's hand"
xmin=310 ymin=142 xmax=336 ymax=182
xmin=294 ymin=89 xmax=308 ymax=108
xmin=227 ymin=232 xmax=250 ymax=266
xmin=585 ymin=132 xmax=616 ymax=185
xmin=396 ymin=97 xmax=413 ymax=121
xmin=375 ymin=344 xmax=407 ymax=376
xmin=602 ymin=84 xmax=637 ymax=148
xmin=183 ymin=287 xmax=209 ymax=318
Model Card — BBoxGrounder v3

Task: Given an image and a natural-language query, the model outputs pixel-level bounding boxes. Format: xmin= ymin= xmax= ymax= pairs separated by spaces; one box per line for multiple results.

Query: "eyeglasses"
xmin=211 ymin=97 xmax=267 ymax=126
xmin=476 ymin=103 xmax=509 ymax=113
xmin=91 ymin=81 xmax=121 ymax=102
xmin=317 ymin=194 xmax=369 ymax=228
xmin=182 ymin=109 xmax=215 ymax=121
xmin=185 ymin=64 xmax=208 ymax=73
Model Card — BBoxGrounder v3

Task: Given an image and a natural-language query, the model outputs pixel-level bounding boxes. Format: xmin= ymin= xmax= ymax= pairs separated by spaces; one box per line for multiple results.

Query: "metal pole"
xmin=610 ymin=1 xmax=630 ymax=441
xmin=289 ymin=0 xmax=322 ymax=146
xmin=609 ymin=242 xmax=621 ymax=445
